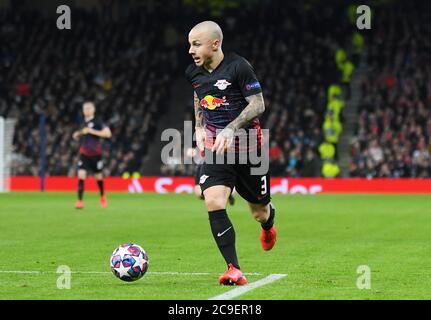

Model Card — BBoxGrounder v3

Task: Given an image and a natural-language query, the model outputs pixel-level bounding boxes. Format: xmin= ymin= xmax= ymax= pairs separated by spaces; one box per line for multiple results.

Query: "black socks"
xmin=78 ymin=179 xmax=84 ymax=200
xmin=261 ymin=204 xmax=275 ymax=231
xmin=78 ymin=179 xmax=105 ymax=199
xmin=97 ymin=180 xmax=104 ymax=196
xmin=208 ymin=209 xmax=240 ymax=270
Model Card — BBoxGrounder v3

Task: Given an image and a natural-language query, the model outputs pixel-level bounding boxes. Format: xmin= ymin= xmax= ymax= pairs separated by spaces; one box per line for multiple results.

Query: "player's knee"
xmin=205 ymin=196 xmax=226 ymax=211
xmin=251 ymin=204 xmax=270 ymax=223
xmin=253 ymin=211 xmax=266 ymax=223
xmin=78 ymin=170 xmax=87 ymax=179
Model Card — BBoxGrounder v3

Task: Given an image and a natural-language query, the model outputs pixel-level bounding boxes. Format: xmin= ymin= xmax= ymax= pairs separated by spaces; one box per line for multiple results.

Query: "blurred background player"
xmin=187 ymin=147 xmax=235 ymax=205
xmin=185 ymin=21 xmax=276 ymax=285
xmin=72 ymin=101 xmax=112 ymax=209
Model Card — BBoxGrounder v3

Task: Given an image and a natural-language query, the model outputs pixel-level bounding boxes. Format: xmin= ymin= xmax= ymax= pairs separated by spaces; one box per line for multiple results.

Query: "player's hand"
xmin=212 ymin=127 xmax=234 ymax=155
xmin=72 ymin=131 xmax=81 ymax=141
xmin=195 ymin=127 xmax=206 ymax=151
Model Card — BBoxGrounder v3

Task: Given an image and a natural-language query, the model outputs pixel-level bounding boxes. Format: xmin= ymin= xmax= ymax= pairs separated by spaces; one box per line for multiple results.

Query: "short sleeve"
xmin=97 ymin=119 xmax=107 ymax=129
xmin=236 ymin=58 xmax=262 ymax=97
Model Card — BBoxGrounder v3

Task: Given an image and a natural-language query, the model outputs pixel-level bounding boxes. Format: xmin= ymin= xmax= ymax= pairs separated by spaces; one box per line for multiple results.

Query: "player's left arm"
xmin=72 ymin=130 xmax=82 ymax=141
xmin=227 ymin=93 xmax=265 ymax=131
xmin=212 ymin=93 xmax=265 ymax=154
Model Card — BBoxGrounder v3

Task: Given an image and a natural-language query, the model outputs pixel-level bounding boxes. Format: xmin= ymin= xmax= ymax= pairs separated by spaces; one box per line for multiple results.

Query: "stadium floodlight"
xmin=0 ymin=117 xmax=16 ymax=192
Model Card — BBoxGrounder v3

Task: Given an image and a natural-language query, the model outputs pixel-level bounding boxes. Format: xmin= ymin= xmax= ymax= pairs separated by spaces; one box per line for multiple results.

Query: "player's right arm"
xmin=72 ymin=130 xmax=82 ymax=141
xmin=194 ymin=91 xmax=206 ymax=151
xmin=72 ymin=127 xmax=92 ymax=141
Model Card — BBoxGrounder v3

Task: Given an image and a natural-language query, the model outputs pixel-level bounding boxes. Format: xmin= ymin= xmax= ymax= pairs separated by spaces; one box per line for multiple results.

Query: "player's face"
xmin=188 ymin=30 xmax=218 ymax=67
xmin=83 ymin=103 xmax=95 ymax=118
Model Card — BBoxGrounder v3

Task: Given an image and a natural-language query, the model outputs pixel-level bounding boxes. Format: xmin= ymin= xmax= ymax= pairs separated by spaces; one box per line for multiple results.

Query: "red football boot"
xmin=218 ymin=264 xmax=248 ymax=286
xmin=100 ymin=195 xmax=107 ymax=208
xmin=260 ymin=225 xmax=277 ymax=251
xmin=75 ymin=200 xmax=84 ymax=209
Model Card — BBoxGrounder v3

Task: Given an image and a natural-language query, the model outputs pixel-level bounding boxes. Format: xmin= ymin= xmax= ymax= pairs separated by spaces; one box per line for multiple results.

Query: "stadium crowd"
xmin=1 ymin=6 xmax=178 ymax=176
xmin=1 ymin=1 xmax=354 ymax=178
xmin=7 ymin=2 xmax=426 ymax=179
xmin=349 ymin=3 xmax=431 ymax=178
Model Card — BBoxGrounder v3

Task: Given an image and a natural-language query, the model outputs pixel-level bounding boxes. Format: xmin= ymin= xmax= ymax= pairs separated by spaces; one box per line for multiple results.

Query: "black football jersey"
xmin=79 ymin=117 xmax=106 ymax=156
xmin=185 ymin=52 xmax=263 ymax=152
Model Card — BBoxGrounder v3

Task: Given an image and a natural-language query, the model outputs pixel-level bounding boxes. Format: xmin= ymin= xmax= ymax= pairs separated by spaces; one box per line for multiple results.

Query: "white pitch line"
xmin=0 ymin=271 xmax=41 ymax=274
xmin=208 ymin=274 xmax=287 ymax=300
xmin=0 ymin=270 xmax=262 ymax=276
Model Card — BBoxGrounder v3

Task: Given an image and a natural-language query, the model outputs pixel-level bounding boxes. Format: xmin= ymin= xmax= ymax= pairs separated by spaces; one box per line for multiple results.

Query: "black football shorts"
xmin=198 ymin=150 xmax=271 ymax=205
xmin=78 ymin=154 xmax=104 ymax=173
xmin=194 ymin=163 xmax=204 ymax=186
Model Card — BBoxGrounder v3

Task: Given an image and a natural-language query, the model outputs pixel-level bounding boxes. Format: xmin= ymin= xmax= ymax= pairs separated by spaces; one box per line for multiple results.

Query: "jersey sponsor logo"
xmin=245 ymin=81 xmax=261 ymax=91
xmin=199 ymin=174 xmax=209 ymax=184
xmin=214 ymin=79 xmax=231 ymax=90
xmin=200 ymin=95 xmax=228 ymax=110
xmin=87 ymin=122 xmax=94 ymax=128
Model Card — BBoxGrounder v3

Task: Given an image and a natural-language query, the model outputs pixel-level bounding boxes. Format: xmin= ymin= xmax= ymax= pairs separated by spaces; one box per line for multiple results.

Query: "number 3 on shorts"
xmin=261 ymin=176 xmax=267 ymax=195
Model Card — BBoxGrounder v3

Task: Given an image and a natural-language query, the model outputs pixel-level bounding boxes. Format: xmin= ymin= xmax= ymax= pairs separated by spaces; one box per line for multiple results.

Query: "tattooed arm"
xmin=194 ymin=91 xmax=206 ymax=150
xmin=212 ymin=93 xmax=265 ymax=154
xmin=226 ymin=93 xmax=265 ymax=132
xmin=194 ymin=91 xmax=203 ymax=128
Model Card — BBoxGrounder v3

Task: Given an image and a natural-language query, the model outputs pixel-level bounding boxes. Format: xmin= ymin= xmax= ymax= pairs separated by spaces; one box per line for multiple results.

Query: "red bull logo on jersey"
xmin=200 ymin=95 xmax=229 ymax=110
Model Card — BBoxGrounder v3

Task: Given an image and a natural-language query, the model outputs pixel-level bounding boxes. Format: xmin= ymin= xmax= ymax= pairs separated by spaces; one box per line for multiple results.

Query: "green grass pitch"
xmin=0 ymin=192 xmax=430 ymax=300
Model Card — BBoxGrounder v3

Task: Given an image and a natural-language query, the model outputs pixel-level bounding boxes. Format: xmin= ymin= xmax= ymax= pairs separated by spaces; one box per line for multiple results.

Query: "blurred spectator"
xmin=302 ymin=149 xmax=321 ymax=177
xmin=322 ymin=160 xmax=340 ymax=178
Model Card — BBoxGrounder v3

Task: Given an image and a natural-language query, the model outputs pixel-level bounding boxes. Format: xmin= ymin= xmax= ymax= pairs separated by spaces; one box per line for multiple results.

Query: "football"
xmin=110 ymin=243 xmax=149 ymax=282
